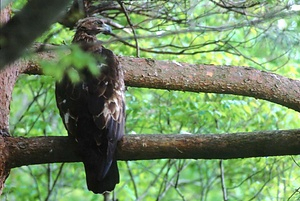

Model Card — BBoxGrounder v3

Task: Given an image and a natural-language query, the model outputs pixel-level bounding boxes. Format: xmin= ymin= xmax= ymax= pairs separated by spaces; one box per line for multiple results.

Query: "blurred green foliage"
xmin=2 ymin=0 xmax=300 ymax=200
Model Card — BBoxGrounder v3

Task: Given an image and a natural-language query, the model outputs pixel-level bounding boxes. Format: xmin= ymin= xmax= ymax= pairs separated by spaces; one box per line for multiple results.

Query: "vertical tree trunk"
xmin=0 ymin=5 xmax=20 ymax=195
xmin=0 ymin=137 xmax=9 ymax=195
xmin=0 ymin=65 xmax=19 ymax=134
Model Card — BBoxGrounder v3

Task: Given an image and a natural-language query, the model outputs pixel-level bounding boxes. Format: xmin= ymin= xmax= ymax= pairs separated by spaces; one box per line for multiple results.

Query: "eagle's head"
xmin=76 ymin=17 xmax=112 ymax=35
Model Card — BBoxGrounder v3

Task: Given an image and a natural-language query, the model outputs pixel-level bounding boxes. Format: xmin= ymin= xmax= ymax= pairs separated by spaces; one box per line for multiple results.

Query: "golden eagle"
xmin=55 ymin=17 xmax=125 ymax=194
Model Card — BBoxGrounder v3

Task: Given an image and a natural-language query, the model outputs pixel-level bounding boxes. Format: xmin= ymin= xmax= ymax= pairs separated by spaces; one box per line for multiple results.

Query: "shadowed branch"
xmin=2 ymin=129 xmax=300 ymax=168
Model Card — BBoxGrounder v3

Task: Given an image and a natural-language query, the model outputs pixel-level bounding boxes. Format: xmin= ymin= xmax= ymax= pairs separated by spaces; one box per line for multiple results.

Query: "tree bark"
xmin=2 ymin=129 xmax=300 ymax=169
xmin=0 ymin=5 xmax=15 ymax=195
xmin=0 ymin=137 xmax=9 ymax=195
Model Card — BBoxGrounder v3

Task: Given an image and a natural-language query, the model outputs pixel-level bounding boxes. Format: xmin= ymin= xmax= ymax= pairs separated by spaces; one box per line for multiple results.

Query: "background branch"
xmin=0 ymin=0 xmax=71 ymax=68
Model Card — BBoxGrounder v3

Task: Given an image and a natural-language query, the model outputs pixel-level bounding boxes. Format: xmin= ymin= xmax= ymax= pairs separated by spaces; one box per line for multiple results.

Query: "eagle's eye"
xmin=95 ymin=21 xmax=103 ymax=25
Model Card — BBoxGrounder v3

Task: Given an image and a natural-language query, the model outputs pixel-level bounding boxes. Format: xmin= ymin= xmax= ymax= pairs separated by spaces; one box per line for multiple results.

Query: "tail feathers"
xmin=83 ymin=158 xmax=120 ymax=194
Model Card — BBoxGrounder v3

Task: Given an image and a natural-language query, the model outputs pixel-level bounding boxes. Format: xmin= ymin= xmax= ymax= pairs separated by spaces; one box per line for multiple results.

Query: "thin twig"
xmin=118 ymin=0 xmax=140 ymax=57
xmin=219 ymin=160 xmax=227 ymax=201
xmin=45 ymin=163 xmax=65 ymax=201
xmin=126 ymin=161 xmax=139 ymax=199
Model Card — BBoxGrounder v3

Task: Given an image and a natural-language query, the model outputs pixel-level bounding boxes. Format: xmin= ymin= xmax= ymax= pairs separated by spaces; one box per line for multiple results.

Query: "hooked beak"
xmin=99 ymin=23 xmax=112 ymax=35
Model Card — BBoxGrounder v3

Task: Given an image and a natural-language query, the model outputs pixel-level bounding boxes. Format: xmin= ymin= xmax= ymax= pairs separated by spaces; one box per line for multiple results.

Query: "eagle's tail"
xmin=83 ymin=155 xmax=120 ymax=194
xmin=82 ymin=149 xmax=120 ymax=194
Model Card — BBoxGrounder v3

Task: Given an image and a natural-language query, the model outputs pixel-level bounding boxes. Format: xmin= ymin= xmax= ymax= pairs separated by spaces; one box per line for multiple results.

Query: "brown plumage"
xmin=55 ymin=17 xmax=125 ymax=194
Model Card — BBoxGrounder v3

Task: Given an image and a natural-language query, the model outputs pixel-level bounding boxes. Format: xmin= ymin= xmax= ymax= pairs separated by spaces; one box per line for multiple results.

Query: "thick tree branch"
xmin=121 ymin=57 xmax=300 ymax=112
xmin=21 ymin=47 xmax=300 ymax=112
xmin=2 ymin=129 xmax=300 ymax=168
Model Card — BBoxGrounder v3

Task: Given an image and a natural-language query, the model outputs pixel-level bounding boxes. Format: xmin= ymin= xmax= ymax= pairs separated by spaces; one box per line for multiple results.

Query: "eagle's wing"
xmin=86 ymin=48 xmax=125 ymax=176
xmin=55 ymin=75 xmax=82 ymax=138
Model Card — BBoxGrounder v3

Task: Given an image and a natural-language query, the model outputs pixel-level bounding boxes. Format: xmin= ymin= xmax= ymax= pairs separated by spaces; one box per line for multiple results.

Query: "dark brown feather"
xmin=55 ymin=17 xmax=125 ymax=194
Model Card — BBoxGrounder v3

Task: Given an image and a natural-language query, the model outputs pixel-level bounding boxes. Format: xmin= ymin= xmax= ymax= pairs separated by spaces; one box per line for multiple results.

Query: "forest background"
xmin=1 ymin=0 xmax=300 ymax=200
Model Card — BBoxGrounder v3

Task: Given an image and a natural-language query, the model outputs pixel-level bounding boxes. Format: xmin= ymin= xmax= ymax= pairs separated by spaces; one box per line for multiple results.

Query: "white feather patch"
xmin=64 ymin=112 xmax=70 ymax=124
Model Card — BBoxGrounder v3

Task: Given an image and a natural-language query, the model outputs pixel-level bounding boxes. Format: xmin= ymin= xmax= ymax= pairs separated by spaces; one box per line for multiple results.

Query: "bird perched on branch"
xmin=55 ymin=17 xmax=125 ymax=194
